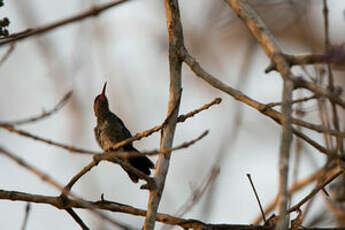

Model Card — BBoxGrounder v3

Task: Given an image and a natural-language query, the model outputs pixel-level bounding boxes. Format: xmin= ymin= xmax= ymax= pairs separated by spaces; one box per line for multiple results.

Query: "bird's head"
xmin=94 ymin=82 xmax=110 ymax=118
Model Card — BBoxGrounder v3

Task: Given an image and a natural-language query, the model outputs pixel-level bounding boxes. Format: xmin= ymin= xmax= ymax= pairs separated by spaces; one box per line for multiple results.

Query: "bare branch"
xmin=66 ymin=130 xmax=208 ymax=193
xmin=322 ymin=0 xmax=344 ymax=156
xmin=20 ymin=203 xmax=31 ymax=230
xmin=143 ymin=0 xmax=185 ymax=228
xmin=0 ymin=91 xmax=73 ymax=126
xmin=0 ymin=146 xmax=134 ymax=230
xmin=111 ymin=97 xmax=221 ymax=151
xmin=265 ymin=54 xmax=326 ymax=73
xmin=64 ymin=160 xmax=99 ymax=192
xmin=0 ymin=188 xmax=344 ymax=230
xmin=0 ymin=124 xmax=96 ymax=154
xmin=253 ymin=168 xmax=335 ymax=224
xmin=0 ymin=0 xmax=130 ymax=47
xmin=0 ymin=42 xmax=14 ymax=67
xmin=288 ymin=169 xmax=343 ymax=213
xmin=177 ymin=97 xmax=221 ymax=122
xmin=65 ymin=208 xmax=90 ymax=230
xmin=0 ymin=98 xmax=219 ymax=156
xmin=225 ymin=2 xmax=295 ymax=228
xmin=264 ymin=95 xmax=318 ymax=110
xmin=187 ymin=47 xmax=342 ymax=150
xmin=247 ymin=174 xmax=266 ymax=223
xmin=174 ymin=167 xmax=219 ymax=217
xmin=96 ymin=130 xmax=209 ymax=160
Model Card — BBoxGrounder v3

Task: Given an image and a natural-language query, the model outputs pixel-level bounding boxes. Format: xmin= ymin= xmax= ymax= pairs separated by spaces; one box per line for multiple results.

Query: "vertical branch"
xmin=225 ymin=1 xmax=294 ymax=229
xmin=322 ymin=0 xmax=343 ymax=155
xmin=277 ymin=74 xmax=294 ymax=230
xmin=21 ymin=203 xmax=31 ymax=230
xmin=143 ymin=0 xmax=184 ymax=229
xmin=322 ymin=0 xmax=330 ymax=48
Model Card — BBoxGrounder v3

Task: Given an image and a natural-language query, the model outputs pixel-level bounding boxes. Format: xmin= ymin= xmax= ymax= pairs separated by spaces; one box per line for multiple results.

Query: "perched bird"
xmin=94 ymin=83 xmax=154 ymax=183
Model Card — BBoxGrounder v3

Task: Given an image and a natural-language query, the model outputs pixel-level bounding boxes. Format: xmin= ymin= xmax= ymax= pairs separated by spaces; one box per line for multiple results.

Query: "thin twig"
xmin=225 ymin=2 xmax=294 ymax=228
xmin=174 ymin=167 xmax=219 ymax=217
xmin=0 ymin=146 xmax=133 ymax=230
xmin=293 ymin=77 xmax=345 ymax=110
xmin=0 ymin=91 xmax=73 ymax=126
xmin=247 ymin=174 xmax=266 ymax=223
xmin=292 ymin=91 xmax=306 ymax=184
xmin=111 ymin=97 xmax=221 ymax=151
xmin=0 ymin=42 xmax=14 ymax=67
xmin=0 ymin=146 xmax=69 ymax=194
xmin=0 ymin=0 xmax=130 ymax=47
xmin=0 ymin=98 xmax=220 ymax=155
xmin=65 ymin=208 xmax=90 ymax=230
xmin=264 ymin=95 xmax=317 ymax=110
xmin=95 ymin=130 xmax=209 ymax=160
xmin=66 ymin=131 xmax=208 ymax=192
xmin=64 ymin=160 xmax=99 ymax=191
xmin=177 ymin=97 xmax=221 ymax=122
xmin=3 ymin=94 xmax=342 ymax=158
xmin=317 ymin=92 xmax=333 ymax=153
xmin=288 ymin=169 xmax=343 ymax=213
xmin=253 ymin=167 xmax=335 ymax=224
xmin=265 ymin=54 xmax=327 ymax=73
xmin=0 ymin=124 xmax=96 ymax=154
xmin=21 ymin=203 xmax=31 ymax=230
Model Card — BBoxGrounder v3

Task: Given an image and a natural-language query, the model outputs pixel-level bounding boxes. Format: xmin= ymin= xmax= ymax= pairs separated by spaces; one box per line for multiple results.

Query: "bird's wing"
xmin=101 ymin=114 xmax=135 ymax=151
xmin=94 ymin=126 xmax=101 ymax=139
xmin=110 ymin=113 xmax=133 ymax=140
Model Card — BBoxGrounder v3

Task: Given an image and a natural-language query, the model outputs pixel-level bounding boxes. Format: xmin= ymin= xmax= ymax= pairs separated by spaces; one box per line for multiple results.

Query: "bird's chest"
xmin=94 ymin=120 xmax=125 ymax=151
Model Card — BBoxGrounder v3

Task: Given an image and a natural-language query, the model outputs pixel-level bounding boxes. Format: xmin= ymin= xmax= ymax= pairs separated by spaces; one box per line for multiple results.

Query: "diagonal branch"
xmin=0 ymin=42 xmax=15 ymax=67
xmin=0 ymin=0 xmax=130 ymax=47
xmin=182 ymin=50 xmax=337 ymax=158
xmin=253 ymin=167 xmax=336 ymax=224
xmin=20 ymin=203 xmax=31 ymax=230
xmin=288 ymin=169 xmax=343 ymax=213
xmin=0 ymin=90 xmax=72 ymax=126
xmin=65 ymin=208 xmax=90 ymax=230
xmin=0 ymin=146 xmax=133 ymax=230
xmin=111 ymin=97 xmax=221 ymax=151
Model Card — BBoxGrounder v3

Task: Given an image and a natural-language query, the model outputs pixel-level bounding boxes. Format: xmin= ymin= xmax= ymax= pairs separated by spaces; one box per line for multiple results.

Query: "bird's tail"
xmin=124 ymin=147 xmax=155 ymax=183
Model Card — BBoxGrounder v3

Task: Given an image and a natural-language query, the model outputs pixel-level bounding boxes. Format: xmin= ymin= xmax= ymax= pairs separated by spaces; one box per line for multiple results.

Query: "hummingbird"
xmin=94 ymin=83 xmax=154 ymax=183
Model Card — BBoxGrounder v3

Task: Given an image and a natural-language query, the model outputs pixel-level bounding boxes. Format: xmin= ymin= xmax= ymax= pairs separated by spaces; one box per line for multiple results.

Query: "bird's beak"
xmin=101 ymin=82 xmax=107 ymax=96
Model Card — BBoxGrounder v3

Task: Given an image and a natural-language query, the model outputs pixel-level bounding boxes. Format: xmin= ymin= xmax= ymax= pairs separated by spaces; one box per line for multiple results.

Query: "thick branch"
xmin=143 ymin=0 xmax=184 ymax=229
xmin=0 ymin=189 xmax=343 ymax=230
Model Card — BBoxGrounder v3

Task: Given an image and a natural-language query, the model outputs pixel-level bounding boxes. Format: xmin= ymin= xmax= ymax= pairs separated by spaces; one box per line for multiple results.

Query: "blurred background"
xmin=0 ymin=0 xmax=345 ymax=229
